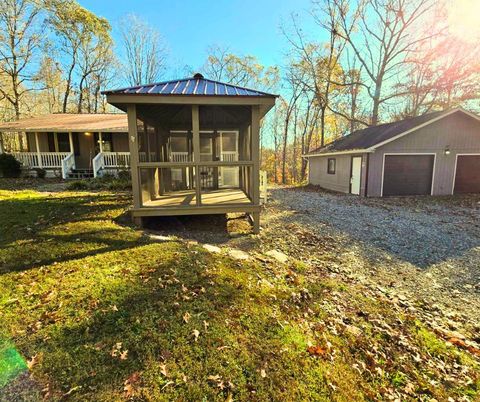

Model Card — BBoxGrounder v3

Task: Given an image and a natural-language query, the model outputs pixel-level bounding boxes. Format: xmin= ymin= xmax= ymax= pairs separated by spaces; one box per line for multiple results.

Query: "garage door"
xmin=454 ymin=155 xmax=480 ymax=194
xmin=383 ymin=155 xmax=434 ymax=196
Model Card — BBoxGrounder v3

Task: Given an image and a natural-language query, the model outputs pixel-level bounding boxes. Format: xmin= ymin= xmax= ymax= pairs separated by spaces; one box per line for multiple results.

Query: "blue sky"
xmin=78 ymin=0 xmax=319 ymax=78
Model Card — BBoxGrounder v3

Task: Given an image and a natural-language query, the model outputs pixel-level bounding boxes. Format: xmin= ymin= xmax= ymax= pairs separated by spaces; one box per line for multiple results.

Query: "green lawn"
xmin=0 ymin=184 xmax=478 ymax=401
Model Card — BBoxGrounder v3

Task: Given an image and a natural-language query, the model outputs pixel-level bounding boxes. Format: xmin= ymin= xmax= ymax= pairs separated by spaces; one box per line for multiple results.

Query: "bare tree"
xmin=330 ymin=0 xmax=438 ymax=125
xmin=0 ymin=0 xmax=42 ymax=119
xmin=119 ymin=14 xmax=167 ymax=86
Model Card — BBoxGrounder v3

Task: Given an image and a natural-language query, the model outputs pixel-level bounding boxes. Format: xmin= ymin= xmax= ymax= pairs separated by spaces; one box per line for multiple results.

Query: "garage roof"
xmin=0 ymin=113 xmax=128 ymax=133
xmin=305 ymin=108 xmax=480 ymax=157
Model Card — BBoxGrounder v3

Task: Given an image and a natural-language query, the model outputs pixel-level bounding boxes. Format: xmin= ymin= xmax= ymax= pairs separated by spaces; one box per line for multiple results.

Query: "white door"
xmin=219 ymin=131 xmax=239 ymax=188
xmin=350 ymin=157 xmax=362 ymax=195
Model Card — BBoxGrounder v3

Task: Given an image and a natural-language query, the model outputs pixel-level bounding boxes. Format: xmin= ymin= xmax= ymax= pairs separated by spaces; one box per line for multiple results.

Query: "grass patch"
xmin=0 ymin=184 xmax=478 ymax=401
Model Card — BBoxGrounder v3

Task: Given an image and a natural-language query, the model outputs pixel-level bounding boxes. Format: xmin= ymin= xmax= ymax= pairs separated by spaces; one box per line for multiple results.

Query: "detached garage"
xmin=304 ymin=108 xmax=480 ymax=197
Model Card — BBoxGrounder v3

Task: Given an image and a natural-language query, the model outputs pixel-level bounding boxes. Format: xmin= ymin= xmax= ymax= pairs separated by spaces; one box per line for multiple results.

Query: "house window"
xmin=327 ymin=158 xmax=336 ymax=174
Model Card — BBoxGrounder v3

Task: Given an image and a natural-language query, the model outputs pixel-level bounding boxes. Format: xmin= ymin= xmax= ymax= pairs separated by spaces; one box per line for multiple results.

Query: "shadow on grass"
xmin=0 ymin=192 xmax=143 ymax=275
xmin=6 ymin=243 xmax=333 ymax=401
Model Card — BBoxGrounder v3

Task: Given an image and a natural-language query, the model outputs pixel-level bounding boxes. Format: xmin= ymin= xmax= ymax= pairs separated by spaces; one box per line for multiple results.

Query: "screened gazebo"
xmin=102 ymin=74 xmax=277 ymax=232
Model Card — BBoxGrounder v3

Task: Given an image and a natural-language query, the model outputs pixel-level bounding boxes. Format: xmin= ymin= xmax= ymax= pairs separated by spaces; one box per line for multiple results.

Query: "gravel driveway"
xmin=260 ymin=186 xmax=480 ymax=337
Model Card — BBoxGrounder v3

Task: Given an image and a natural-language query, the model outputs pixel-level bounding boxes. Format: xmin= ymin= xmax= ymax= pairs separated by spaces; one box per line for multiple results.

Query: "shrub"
xmin=117 ymin=169 xmax=131 ymax=181
xmin=0 ymin=153 xmax=21 ymax=178
xmin=66 ymin=174 xmax=131 ymax=191
xmin=34 ymin=168 xmax=47 ymax=179
xmin=66 ymin=180 xmax=90 ymax=190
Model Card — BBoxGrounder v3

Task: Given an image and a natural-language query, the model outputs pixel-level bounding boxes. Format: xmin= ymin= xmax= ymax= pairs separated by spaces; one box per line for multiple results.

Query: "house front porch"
xmin=6 ymin=131 xmax=130 ymax=178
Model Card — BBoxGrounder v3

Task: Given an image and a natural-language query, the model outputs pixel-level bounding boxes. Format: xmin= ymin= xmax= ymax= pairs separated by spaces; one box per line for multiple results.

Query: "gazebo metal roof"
xmin=102 ymin=73 xmax=278 ymax=98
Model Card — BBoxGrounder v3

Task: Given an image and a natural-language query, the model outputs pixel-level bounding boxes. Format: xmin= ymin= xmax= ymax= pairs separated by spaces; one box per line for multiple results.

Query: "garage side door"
xmin=454 ymin=155 xmax=480 ymax=194
xmin=383 ymin=155 xmax=434 ymax=196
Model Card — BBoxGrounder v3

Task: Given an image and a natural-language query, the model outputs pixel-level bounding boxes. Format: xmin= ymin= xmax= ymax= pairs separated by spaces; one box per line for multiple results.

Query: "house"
xmin=0 ymin=113 xmax=129 ymax=178
xmin=304 ymin=108 xmax=480 ymax=197
xmin=100 ymin=73 xmax=276 ymax=231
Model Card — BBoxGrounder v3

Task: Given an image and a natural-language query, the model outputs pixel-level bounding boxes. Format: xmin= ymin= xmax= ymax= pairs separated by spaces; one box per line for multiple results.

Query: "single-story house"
xmin=101 ymin=73 xmax=277 ymax=231
xmin=0 ymin=113 xmax=129 ymax=178
xmin=304 ymin=108 xmax=480 ymax=196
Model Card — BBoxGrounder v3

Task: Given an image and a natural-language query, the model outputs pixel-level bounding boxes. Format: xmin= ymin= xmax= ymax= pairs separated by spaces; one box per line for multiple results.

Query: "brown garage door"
xmin=454 ymin=155 xmax=480 ymax=194
xmin=383 ymin=155 xmax=434 ymax=196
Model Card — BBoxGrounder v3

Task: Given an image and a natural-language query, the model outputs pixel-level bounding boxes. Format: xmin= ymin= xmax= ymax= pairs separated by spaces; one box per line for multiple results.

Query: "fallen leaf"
xmin=160 ymin=363 xmax=169 ymax=377
xmin=260 ymin=369 xmax=267 ymax=378
xmin=124 ymin=372 xmax=141 ymax=398
xmin=307 ymin=345 xmax=326 ymax=356
xmin=193 ymin=329 xmax=200 ymax=341
xmin=27 ymin=354 xmax=39 ymax=370
xmin=183 ymin=312 xmax=191 ymax=324
xmin=120 ymin=350 xmax=128 ymax=360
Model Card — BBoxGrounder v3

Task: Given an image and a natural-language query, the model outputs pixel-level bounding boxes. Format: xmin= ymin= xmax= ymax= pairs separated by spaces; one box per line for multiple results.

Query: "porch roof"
xmin=0 ymin=113 xmax=128 ymax=133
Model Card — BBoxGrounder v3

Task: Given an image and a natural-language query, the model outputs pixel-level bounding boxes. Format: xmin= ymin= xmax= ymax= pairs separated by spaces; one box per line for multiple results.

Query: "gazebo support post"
xmin=192 ymin=105 xmax=201 ymax=206
xmin=127 ymin=104 xmax=142 ymax=226
xmin=250 ymin=105 xmax=261 ymax=233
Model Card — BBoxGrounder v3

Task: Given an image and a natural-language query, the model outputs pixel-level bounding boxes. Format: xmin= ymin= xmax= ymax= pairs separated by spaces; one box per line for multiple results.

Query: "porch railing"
xmin=92 ymin=152 xmax=105 ymax=178
xmin=93 ymin=152 xmax=131 ymax=178
xmin=170 ymin=151 xmax=191 ymax=162
xmin=12 ymin=152 xmax=70 ymax=169
xmin=103 ymin=152 xmax=130 ymax=168
xmin=61 ymin=152 xmax=75 ymax=179
xmin=221 ymin=152 xmax=238 ymax=162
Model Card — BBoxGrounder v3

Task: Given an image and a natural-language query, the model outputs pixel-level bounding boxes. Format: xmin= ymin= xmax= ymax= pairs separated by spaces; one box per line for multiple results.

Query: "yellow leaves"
xmin=192 ymin=329 xmax=200 ymax=342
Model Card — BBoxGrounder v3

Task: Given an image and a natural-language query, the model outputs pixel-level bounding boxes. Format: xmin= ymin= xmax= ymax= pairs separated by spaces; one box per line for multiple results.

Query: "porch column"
xmin=192 ymin=105 xmax=201 ymax=206
xmin=35 ymin=132 xmax=42 ymax=168
xmin=54 ymin=132 xmax=59 ymax=152
xmin=251 ymin=105 xmax=261 ymax=232
xmin=68 ymin=132 xmax=74 ymax=153
xmin=99 ymin=132 xmax=103 ymax=153
xmin=127 ymin=104 xmax=141 ymax=210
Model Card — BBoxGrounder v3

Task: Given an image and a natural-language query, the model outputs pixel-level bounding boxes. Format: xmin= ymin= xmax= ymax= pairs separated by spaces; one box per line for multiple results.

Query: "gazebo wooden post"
xmin=127 ymin=104 xmax=142 ymax=225
xmin=251 ymin=105 xmax=260 ymax=233
xmin=192 ymin=105 xmax=201 ymax=206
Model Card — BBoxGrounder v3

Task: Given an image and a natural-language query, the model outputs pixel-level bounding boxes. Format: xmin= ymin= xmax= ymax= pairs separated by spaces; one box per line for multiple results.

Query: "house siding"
xmin=367 ymin=113 xmax=480 ymax=196
xmin=308 ymin=153 xmax=368 ymax=195
xmin=112 ymin=132 xmax=129 ymax=152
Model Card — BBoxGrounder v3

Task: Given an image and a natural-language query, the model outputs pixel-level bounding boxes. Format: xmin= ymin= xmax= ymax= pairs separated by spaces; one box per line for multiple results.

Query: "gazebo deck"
xmin=142 ymin=188 xmax=251 ymax=208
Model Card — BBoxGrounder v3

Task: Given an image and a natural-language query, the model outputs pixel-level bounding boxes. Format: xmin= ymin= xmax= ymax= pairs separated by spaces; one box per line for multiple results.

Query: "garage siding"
xmin=308 ymin=153 xmax=368 ymax=195
xmin=367 ymin=113 xmax=480 ymax=196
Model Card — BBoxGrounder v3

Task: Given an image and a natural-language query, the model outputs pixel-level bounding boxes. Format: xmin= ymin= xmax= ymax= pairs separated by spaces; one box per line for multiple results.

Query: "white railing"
xmin=61 ymin=152 xmax=75 ymax=179
xmin=260 ymin=170 xmax=268 ymax=204
xmin=170 ymin=152 xmax=191 ymax=162
xmin=103 ymin=152 xmax=130 ymax=168
xmin=221 ymin=151 xmax=238 ymax=162
xmin=12 ymin=152 xmax=69 ymax=168
xmin=92 ymin=152 xmax=105 ymax=178
xmin=139 ymin=151 xmax=158 ymax=162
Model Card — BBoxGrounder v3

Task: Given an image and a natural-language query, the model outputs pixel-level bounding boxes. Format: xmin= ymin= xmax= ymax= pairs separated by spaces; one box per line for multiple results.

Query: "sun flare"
xmin=447 ymin=0 xmax=480 ymax=40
